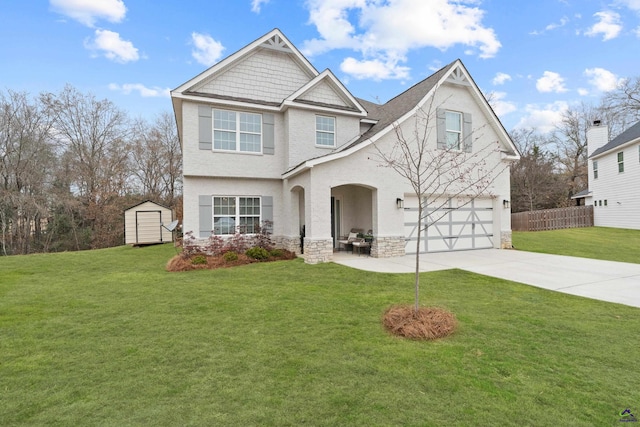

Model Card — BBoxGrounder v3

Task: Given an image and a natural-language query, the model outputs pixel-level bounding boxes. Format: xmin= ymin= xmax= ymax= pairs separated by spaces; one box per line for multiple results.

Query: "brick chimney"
xmin=587 ymin=120 xmax=609 ymax=157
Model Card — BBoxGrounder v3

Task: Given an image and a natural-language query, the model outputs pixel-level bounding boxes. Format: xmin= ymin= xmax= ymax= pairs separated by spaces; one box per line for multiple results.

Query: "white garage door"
xmin=404 ymin=197 xmax=493 ymax=253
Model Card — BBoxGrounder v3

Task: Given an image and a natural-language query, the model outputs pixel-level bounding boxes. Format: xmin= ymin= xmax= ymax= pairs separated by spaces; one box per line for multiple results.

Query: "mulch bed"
xmin=166 ymin=250 xmax=297 ymax=272
xmin=382 ymin=305 xmax=458 ymax=340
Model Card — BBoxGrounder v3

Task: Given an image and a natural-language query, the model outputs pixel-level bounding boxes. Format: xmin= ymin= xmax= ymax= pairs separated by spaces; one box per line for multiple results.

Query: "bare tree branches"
xmin=373 ymin=92 xmax=506 ymax=311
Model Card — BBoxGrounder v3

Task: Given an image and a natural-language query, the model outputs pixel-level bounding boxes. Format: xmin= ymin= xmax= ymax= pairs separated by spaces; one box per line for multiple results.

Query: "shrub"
xmin=246 ymin=246 xmax=270 ymax=260
xmin=269 ymin=248 xmax=284 ymax=258
xmin=223 ymin=251 xmax=238 ymax=262
xmin=251 ymin=220 xmax=275 ymax=251
xmin=224 ymin=232 xmax=250 ymax=254
xmin=191 ymin=255 xmax=207 ymax=265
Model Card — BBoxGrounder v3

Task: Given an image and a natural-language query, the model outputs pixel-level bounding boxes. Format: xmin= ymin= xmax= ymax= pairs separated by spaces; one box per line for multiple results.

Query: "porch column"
xmin=304 ymin=178 xmax=333 ymax=264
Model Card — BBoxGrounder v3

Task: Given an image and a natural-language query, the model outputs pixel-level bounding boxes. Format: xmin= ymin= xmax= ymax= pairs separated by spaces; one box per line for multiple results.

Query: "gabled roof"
xmin=340 ymin=61 xmax=456 ymax=151
xmin=590 ymin=120 xmax=640 ymax=158
xmin=283 ymin=59 xmax=519 ymax=178
xmin=283 ymin=69 xmax=367 ymax=115
xmin=171 ymin=29 xmax=367 ymax=144
xmin=172 ymin=29 xmax=317 ymax=94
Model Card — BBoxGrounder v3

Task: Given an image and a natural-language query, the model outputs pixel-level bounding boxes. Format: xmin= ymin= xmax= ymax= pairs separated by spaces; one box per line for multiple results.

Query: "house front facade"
xmin=587 ymin=120 xmax=640 ymax=230
xmin=171 ymin=29 xmax=519 ymax=263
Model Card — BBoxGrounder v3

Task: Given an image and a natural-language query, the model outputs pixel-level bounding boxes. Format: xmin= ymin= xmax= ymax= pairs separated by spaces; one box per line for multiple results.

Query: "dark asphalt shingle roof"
xmin=337 ymin=61 xmax=458 ymax=152
xmin=591 ymin=120 xmax=640 ymax=158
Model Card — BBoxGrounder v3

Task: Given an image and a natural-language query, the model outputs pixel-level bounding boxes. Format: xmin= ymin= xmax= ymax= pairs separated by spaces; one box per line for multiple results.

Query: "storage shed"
xmin=124 ymin=200 xmax=174 ymax=245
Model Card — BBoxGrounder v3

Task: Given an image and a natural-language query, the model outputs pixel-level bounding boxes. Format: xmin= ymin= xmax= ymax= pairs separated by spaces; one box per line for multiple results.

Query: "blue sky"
xmin=2 ymin=0 xmax=639 ymax=133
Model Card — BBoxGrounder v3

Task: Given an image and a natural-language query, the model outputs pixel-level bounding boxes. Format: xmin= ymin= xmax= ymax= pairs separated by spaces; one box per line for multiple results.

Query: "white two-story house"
xmin=586 ymin=120 xmax=640 ymax=229
xmin=171 ymin=29 xmax=519 ymax=263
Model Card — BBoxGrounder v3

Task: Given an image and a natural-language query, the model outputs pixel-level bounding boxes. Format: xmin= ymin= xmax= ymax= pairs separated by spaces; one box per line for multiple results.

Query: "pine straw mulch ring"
xmin=382 ymin=305 xmax=458 ymax=340
xmin=166 ymin=250 xmax=297 ymax=272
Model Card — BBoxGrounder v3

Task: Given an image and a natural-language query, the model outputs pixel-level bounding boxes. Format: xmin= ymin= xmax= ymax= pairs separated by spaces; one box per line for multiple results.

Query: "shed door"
xmin=136 ymin=210 xmax=162 ymax=243
xmin=404 ymin=197 xmax=493 ymax=254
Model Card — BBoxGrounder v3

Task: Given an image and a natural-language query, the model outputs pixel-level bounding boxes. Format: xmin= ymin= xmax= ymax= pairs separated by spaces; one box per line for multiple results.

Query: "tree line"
xmin=0 ymin=85 xmax=182 ymax=255
xmin=508 ymin=76 xmax=640 ymax=213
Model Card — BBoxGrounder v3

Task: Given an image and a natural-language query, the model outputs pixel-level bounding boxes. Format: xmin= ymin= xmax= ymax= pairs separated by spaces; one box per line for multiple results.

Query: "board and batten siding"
xmin=590 ymin=142 xmax=640 ymax=230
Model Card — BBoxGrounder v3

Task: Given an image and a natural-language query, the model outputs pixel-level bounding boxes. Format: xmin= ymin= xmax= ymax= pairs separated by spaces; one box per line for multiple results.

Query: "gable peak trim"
xmin=445 ymin=64 xmax=472 ymax=86
xmin=261 ymin=33 xmax=293 ymax=53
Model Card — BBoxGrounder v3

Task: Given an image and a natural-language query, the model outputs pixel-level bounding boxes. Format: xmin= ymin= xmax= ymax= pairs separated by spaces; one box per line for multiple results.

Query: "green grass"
xmin=513 ymin=226 xmax=640 ymax=264
xmin=1 ymin=244 xmax=639 ymax=426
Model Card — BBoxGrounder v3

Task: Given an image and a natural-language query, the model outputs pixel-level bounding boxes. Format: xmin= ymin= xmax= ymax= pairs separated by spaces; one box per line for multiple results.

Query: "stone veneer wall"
xmin=500 ymin=231 xmax=513 ymax=249
xmin=303 ymin=238 xmax=333 ymax=264
xmin=371 ymin=236 xmax=406 ymax=258
xmin=276 ymin=235 xmax=302 ymax=255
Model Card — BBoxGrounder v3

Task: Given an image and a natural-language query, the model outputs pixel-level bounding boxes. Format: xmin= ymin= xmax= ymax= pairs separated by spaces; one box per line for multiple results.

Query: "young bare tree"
xmin=374 ymin=94 xmax=508 ymax=312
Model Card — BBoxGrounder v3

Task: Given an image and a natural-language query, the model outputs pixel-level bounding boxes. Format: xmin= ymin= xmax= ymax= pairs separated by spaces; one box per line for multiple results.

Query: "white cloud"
xmin=616 ymin=0 xmax=640 ymax=11
xmin=584 ymin=67 xmax=623 ymax=92
xmin=514 ymin=101 xmax=569 ymax=134
xmin=546 ymin=17 xmax=569 ymax=31
xmin=340 ymin=57 xmax=410 ymax=80
xmin=536 ymin=71 xmax=568 ymax=93
xmin=85 ymin=29 xmax=139 ymax=63
xmin=578 ymin=88 xmax=589 ymax=96
xmin=486 ymin=91 xmax=517 ymax=118
xmin=585 ymin=11 xmax=622 ymax=41
xmin=302 ymin=0 xmax=501 ymax=81
xmin=108 ymin=83 xmax=170 ymax=98
xmin=492 ymin=72 xmax=512 ymax=86
xmin=251 ymin=0 xmax=270 ymax=13
xmin=50 ymin=0 xmax=126 ymax=27
xmin=191 ymin=32 xmax=225 ymax=67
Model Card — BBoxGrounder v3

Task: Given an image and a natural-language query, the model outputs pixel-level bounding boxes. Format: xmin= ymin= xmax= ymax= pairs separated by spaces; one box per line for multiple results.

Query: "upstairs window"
xmin=593 ymin=160 xmax=598 ymax=179
xmin=316 ymin=115 xmax=335 ymax=147
xmin=213 ymin=109 xmax=262 ymax=153
xmin=445 ymin=111 xmax=462 ymax=150
xmin=618 ymin=151 xmax=624 ymax=173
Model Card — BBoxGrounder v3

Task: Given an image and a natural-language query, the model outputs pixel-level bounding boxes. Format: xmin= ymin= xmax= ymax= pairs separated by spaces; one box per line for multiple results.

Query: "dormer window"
xmin=316 ymin=115 xmax=335 ymax=147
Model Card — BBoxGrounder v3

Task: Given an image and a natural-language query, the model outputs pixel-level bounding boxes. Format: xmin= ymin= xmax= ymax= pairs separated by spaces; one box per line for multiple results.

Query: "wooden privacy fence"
xmin=511 ymin=205 xmax=594 ymax=232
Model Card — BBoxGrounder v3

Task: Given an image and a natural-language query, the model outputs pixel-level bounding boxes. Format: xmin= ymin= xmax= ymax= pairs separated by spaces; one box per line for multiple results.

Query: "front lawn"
xmin=513 ymin=226 xmax=640 ymax=264
xmin=1 ymin=244 xmax=639 ymax=426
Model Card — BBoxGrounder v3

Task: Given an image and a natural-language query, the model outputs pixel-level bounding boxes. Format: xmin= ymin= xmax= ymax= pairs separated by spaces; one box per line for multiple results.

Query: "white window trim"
xmin=445 ymin=110 xmax=462 ymax=151
xmin=213 ymin=109 xmax=263 ymax=154
xmin=315 ymin=115 xmax=336 ymax=148
xmin=212 ymin=195 xmax=262 ymax=235
xmin=618 ymin=151 xmax=624 ymax=173
xmin=593 ymin=160 xmax=598 ymax=180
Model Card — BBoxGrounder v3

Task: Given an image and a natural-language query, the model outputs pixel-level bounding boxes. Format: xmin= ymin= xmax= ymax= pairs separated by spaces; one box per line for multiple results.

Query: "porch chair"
xmin=337 ymin=230 xmax=359 ymax=251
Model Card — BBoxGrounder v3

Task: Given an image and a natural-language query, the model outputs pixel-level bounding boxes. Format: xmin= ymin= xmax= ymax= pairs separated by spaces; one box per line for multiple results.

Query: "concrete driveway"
xmin=332 ymin=249 xmax=640 ymax=308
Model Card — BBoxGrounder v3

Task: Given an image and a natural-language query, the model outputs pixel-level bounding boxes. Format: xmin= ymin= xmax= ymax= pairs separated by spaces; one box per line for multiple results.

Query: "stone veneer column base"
xmin=500 ymin=231 xmax=513 ymax=249
xmin=303 ymin=238 xmax=333 ymax=264
xmin=274 ymin=235 xmax=302 ymax=255
xmin=371 ymin=236 xmax=406 ymax=258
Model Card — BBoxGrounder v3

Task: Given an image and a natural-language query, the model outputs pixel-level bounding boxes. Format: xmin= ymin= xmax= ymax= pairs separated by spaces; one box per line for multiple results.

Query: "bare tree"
xmin=0 ymin=90 xmax=55 ymax=255
xmin=130 ymin=112 xmax=182 ymax=205
xmin=41 ymin=85 xmax=132 ymax=248
xmin=374 ymin=94 xmax=507 ymax=312
xmin=602 ymin=76 xmax=640 ymax=130
xmin=552 ymin=103 xmax=598 ymax=201
xmin=509 ymin=129 xmax=564 ymax=212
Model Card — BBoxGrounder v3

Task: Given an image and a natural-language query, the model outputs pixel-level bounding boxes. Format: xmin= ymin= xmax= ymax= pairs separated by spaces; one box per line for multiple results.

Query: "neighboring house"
xmin=586 ymin=120 xmax=640 ymax=230
xmin=171 ymin=29 xmax=519 ymax=264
